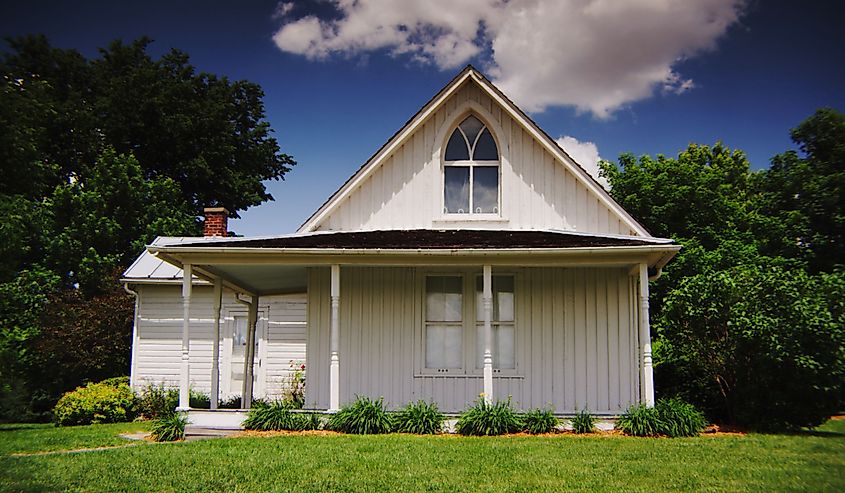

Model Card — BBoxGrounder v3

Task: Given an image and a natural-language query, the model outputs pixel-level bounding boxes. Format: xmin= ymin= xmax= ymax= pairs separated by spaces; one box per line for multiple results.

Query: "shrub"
xmin=219 ymin=396 xmax=242 ymax=409
xmin=656 ymin=397 xmax=707 ymax=437
xmin=522 ymin=408 xmax=558 ymax=434
xmin=136 ymin=383 xmax=178 ymax=419
xmin=189 ymin=389 xmax=210 ymax=409
xmin=297 ymin=412 xmax=323 ymax=431
xmin=456 ymin=398 xmax=522 ymax=436
xmin=660 ymin=266 xmax=845 ymax=429
xmin=99 ymin=376 xmax=130 ymax=387
xmin=242 ymin=401 xmax=301 ymax=431
xmin=53 ymin=379 xmax=136 ymax=426
xmin=570 ymin=408 xmax=595 ymax=434
xmin=150 ymin=412 xmax=187 ymax=442
xmin=327 ymin=396 xmax=393 ymax=434
xmin=392 ymin=400 xmax=444 ymax=434
xmin=616 ymin=404 xmax=662 ymax=436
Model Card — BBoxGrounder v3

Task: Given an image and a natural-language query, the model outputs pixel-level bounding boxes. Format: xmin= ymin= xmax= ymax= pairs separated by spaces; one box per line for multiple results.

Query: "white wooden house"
xmin=122 ymin=66 xmax=679 ymax=426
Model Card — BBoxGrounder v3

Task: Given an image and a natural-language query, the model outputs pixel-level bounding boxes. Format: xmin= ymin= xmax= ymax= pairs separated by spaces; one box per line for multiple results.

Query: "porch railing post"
xmin=210 ymin=278 xmax=222 ymax=410
xmin=638 ymin=263 xmax=655 ymax=406
xmin=329 ymin=264 xmax=341 ymax=411
xmin=242 ymin=295 xmax=259 ymax=408
xmin=177 ymin=263 xmax=192 ymax=411
xmin=482 ymin=265 xmax=493 ymax=404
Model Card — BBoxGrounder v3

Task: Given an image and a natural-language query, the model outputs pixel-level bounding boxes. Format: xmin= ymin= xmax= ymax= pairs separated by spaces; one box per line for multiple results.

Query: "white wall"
xmin=306 ymin=266 xmax=641 ymax=414
xmin=132 ymin=285 xmax=306 ymax=400
xmin=313 ymin=80 xmax=636 ymax=236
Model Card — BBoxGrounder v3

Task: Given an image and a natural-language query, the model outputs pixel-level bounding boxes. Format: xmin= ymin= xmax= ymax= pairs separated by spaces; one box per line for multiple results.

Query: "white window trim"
xmin=416 ymin=269 xmax=520 ymax=377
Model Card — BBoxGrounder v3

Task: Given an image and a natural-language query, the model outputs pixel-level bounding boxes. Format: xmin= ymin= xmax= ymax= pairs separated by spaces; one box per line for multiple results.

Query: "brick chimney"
xmin=203 ymin=207 xmax=229 ymax=237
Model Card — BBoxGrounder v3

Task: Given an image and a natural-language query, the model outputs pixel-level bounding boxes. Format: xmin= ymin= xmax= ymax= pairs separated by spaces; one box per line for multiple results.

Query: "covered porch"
xmin=147 ymin=229 xmax=678 ymax=423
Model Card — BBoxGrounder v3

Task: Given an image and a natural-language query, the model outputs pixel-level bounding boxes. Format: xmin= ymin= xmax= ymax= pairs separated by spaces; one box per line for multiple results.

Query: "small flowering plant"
xmin=284 ymin=360 xmax=306 ymax=408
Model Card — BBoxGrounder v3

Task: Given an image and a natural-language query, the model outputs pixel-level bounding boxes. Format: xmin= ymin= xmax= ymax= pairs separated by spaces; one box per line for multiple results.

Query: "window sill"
xmin=433 ymin=216 xmax=510 ymax=227
xmin=414 ymin=373 xmax=524 ymax=379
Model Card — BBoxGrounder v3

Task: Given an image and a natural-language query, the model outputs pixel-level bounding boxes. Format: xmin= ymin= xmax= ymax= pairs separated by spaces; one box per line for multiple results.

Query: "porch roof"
xmin=139 ymin=229 xmax=679 ymax=296
xmin=173 ymin=229 xmax=672 ymax=250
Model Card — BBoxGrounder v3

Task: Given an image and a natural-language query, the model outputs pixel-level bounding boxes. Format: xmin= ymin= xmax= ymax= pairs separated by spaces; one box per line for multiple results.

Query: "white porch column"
xmin=482 ymin=265 xmax=493 ymax=404
xmin=638 ymin=263 xmax=655 ymax=406
xmin=177 ymin=264 xmax=192 ymax=411
xmin=242 ymin=295 xmax=259 ymax=408
xmin=329 ymin=264 xmax=341 ymax=411
xmin=210 ymin=278 xmax=222 ymax=410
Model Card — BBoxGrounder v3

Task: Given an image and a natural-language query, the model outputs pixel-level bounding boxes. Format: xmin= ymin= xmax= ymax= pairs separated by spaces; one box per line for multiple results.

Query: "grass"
xmin=1 ymin=420 xmax=844 ymax=492
xmin=0 ymin=422 xmax=150 ymax=456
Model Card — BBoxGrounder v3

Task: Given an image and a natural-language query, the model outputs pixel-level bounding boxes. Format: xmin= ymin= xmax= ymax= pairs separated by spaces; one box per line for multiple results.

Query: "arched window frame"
xmin=442 ymin=113 xmax=502 ymax=216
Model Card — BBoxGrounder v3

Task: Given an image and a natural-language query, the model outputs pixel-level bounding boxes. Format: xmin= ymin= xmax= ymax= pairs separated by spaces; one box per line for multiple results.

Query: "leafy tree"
xmin=660 ymin=265 xmax=844 ymax=429
xmin=753 ymin=108 xmax=845 ymax=273
xmin=0 ymin=35 xmax=296 ymax=421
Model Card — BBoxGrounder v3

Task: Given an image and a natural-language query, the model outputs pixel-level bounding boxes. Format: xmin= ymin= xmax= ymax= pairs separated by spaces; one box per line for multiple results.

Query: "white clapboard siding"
xmin=313 ymin=80 xmax=635 ymax=236
xmin=306 ymin=266 xmax=640 ymax=414
xmin=133 ymin=285 xmax=306 ymax=400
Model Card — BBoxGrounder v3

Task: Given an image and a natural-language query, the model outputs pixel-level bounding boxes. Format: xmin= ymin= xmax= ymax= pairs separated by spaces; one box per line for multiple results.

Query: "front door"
xmin=224 ymin=311 xmax=266 ymax=398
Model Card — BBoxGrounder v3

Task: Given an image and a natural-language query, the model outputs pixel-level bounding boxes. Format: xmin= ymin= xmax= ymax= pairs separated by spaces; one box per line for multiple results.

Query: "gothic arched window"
xmin=443 ymin=115 xmax=500 ymax=214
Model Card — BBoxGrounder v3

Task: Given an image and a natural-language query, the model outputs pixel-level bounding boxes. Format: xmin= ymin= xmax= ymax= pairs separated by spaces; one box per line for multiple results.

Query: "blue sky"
xmin=2 ymin=1 xmax=843 ymax=235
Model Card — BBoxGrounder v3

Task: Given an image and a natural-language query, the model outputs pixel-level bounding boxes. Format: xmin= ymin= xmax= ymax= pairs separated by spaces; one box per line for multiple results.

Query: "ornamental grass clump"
xmin=616 ymin=403 xmax=663 ymax=437
xmin=522 ymin=408 xmax=559 ymax=434
xmin=570 ymin=408 xmax=595 ymax=434
xmin=242 ymin=401 xmax=300 ymax=431
xmin=392 ymin=400 xmax=444 ymax=434
xmin=327 ymin=396 xmax=393 ymax=434
xmin=456 ymin=398 xmax=522 ymax=436
xmin=150 ymin=412 xmax=187 ymax=442
xmin=656 ymin=397 xmax=707 ymax=437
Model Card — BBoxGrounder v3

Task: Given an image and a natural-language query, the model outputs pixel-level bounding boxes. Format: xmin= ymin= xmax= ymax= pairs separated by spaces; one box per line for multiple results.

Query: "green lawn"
xmin=1 ymin=420 xmax=843 ymax=492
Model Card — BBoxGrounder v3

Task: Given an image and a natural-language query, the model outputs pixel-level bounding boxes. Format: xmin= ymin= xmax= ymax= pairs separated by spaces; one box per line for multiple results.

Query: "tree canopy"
xmin=601 ymin=109 xmax=845 ymax=429
xmin=0 ymin=35 xmax=295 ymax=421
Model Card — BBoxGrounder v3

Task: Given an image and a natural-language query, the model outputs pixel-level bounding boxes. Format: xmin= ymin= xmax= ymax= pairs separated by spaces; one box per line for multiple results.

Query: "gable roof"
xmin=297 ymin=65 xmax=651 ymax=237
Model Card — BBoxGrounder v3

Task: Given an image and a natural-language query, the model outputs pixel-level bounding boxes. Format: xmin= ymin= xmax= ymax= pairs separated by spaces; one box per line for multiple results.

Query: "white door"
xmin=225 ymin=312 xmax=266 ymax=398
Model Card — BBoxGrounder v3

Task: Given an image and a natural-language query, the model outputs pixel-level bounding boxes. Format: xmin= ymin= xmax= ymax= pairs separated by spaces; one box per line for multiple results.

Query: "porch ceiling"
xmin=199 ymin=264 xmax=307 ymax=296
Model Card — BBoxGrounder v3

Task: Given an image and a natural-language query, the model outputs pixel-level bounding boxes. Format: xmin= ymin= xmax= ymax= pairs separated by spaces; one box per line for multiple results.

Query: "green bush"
xmin=456 ymin=398 xmax=522 ymax=436
xmin=659 ymin=266 xmax=845 ymax=429
xmin=242 ymin=401 xmax=301 ymax=431
xmin=53 ymin=379 xmax=136 ymax=426
xmin=392 ymin=400 xmax=444 ymax=434
xmin=327 ymin=396 xmax=393 ymax=435
xmin=189 ymin=389 xmax=210 ymax=409
xmin=616 ymin=404 xmax=662 ymax=436
xmin=656 ymin=397 xmax=707 ymax=437
xmin=570 ymin=408 xmax=595 ymax=434
xmin=136 ymin=383 xmax=178 ymax=419
xmin=522 ymin=408 xmax=558 ymax=434
xmin=297 ymin=412 xmax=323 ymax=431
xmin=150 ymin=412 xmax=187 ymax=442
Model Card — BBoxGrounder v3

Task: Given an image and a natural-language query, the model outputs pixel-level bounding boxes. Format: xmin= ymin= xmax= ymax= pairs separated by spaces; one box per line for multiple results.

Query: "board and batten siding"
xmin=312 ymin=81 xmax=635 ymax=236
xmin=132 ymin=285 xmax=306 ymax=400
xmin=306 ymin=266 xmax=640 ymax=414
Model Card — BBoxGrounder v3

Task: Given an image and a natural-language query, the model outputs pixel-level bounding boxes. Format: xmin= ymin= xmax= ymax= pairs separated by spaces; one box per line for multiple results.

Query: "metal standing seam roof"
xmin=122 ymin=236 xmax=222 ymax=281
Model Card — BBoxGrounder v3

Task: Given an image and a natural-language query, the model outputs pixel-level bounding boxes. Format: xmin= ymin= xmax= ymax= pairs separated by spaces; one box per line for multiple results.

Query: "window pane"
xmin=495 ymin=276 xmax=514 ymax=322
xmin=476 ymin=324 xmax=516 ymax=369
xmin=473 ymin=166 xmax=499 ymax=213
xmin=459 ymin=115 xmax=484 ymax=146
xmin=444 ymin=128 xmax=469 ymax=161
xmin=426 ymin=325 xmax=462 ymax=368
xmin=475 ymin=275 xmax=515 ymax=322
xmin=426 ymin=276 xmax=462 ymax=322
xmin=473 ymin=128 xmax=499 ymax=160
xmin=233 ymin=316 xmax=247 ymax=356
xmin=444 ymin=166 xmax=470 ymax=213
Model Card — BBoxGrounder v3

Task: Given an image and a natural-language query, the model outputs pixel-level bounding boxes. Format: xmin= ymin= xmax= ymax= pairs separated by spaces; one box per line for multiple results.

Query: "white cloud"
xmin=272 ymin=0 xmax=744 ymax=117
xmin=556 ymin=135 xmax=609 ymax=190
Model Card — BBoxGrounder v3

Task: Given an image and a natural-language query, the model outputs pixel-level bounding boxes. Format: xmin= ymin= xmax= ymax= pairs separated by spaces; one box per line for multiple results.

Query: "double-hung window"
xmin=423 ymin=273 xmax=516 ymax=373
xmin=475 ymin=275 xmax=515 ymax=370
xmin=443 ymin=115 xmax=500 ymax=215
